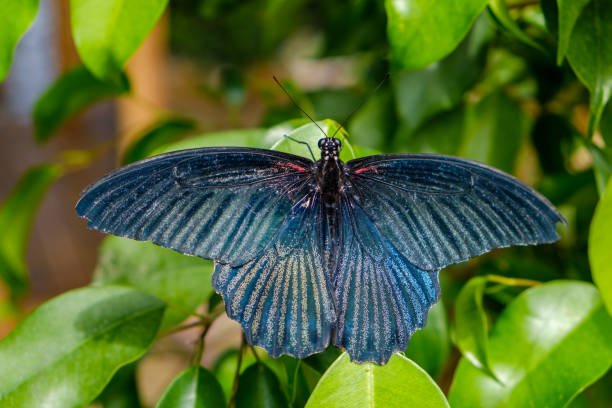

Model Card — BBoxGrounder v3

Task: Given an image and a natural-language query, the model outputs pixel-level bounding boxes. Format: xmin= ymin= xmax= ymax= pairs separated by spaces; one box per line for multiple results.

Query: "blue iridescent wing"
xmin=213 ymin=190 xmax=336 ymax=358
xmin=332 ymin=194 xmax=440 ymax=364
xmin=346 ymin=154 xmax=565 ymax=271
xmin=76 ymin=147 xmax=314 ymax=267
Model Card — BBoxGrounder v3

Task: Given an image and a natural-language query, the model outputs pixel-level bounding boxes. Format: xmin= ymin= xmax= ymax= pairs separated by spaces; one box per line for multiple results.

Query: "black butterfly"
xmin=76 ymin=135 xmax=564 ymax=364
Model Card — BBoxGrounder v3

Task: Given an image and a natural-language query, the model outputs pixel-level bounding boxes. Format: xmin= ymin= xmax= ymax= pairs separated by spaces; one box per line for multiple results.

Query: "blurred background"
xmin=0 ymin=0 xmax=610 ymax=405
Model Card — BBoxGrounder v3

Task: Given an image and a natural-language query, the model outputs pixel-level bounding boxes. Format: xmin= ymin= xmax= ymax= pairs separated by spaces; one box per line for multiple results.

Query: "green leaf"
xmin=393 ymin=13 xmax=493 ymax=135
xmin=459 ymin=90 xmax=525 ymax=173
xmin=488 ymin=0 xmax=547 ymax=53
xmin=589 ymin=177 xmax=612 ymax=316
xmin=0 ymin=286 xmax=165 ymax=407
xmin=601 ymin=101 xmax=612 ymax=147
xmin=156 ymin=366 xmax=225 ymax=408
xmin=0 ymin=164 xmax=62 ymax=296
xmin=555 ymin=0 xmax=591 ymax=65
xmin=280 ymin=357 xmax=321 ymax=408
xmin=235 ymin=362 xmax=289 ymax=408
xmin=566 ymin=0 xmax=612 ymax=138
xmin=212 ymin=349 xmax=258 ymax=402
xmin=579 ymin=137 xmax=612 ymax=195
xmin=454 ymin=276 xmax=497 ymax=380
xmin=449 ymin=281 xmax=612 ymax=408
xmin=404 ymin=302 xmax=451 ymax=379
xmin=95 ymin=362 xmax=142 ymax=408
xmin=70 ymin=0 xmax=169 ymax=81
xmin=93 ymin=236 xmax=213 ymax=331
xmin=33 ymin=65 xmax=130 ymax=142
xmin=305 ymin=353 xmax=450 ymax=408
xmin=385 ymin=0 xmax=489 ymax=70
xmin=156 ymin=128 xmax=268 ymax=154
xmin=122 ymin=118 xmax=197 ymax=164
xmin=0 ymin=0 xmax=39 ymax=82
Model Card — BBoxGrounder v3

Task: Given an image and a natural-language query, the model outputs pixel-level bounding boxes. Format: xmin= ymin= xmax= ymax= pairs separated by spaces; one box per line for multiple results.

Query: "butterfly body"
xmin=77 ymin=137 xmax=565 ymax=364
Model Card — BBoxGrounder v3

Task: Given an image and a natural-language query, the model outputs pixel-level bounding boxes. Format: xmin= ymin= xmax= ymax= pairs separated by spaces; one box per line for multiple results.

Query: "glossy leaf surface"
xmin=589 ymin=177 xmax=612 ymax=316
xmin=235 ymin=363 xmax=289 ymax=408
xmin=555 ymin=0 xmax=591 ymax=64
xmin=0 ymin=164 xmax=62 ymax=296
xmin=566 ymin=0 xmax=612 ymax=137
xmin=305 ymin=353 xmax=449 ymax=407
xmin=93 ymin=236 xmax=213 ymax=330
xmin=449 ymin=281 xmax=612 ymax=408
xmin=0 ymin=286 xmax=165 ymax=407
xmin=156 ymin=366 xmax=225 ymax=408
xmin=71 ymin=0 xmax=169 ymax=81
xmin=385 ymin=0 xmax=488 ymax=69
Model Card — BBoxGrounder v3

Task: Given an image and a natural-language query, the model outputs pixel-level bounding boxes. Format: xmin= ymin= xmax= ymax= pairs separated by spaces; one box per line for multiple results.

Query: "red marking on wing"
xmin=277 ymin=162 xmax=307 ymax=172
xmin=354 ymin=166 xmax=378 ymax=174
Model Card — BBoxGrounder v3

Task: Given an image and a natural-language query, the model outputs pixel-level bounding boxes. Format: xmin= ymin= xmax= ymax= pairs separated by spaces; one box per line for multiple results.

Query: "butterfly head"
xmin=318 ymin=138 xmax=342 ymax=160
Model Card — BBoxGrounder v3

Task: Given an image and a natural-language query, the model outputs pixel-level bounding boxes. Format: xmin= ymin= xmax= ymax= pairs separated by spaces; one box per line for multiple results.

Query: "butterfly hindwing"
xmin=347 ymin=154 xmax=565 ymax=271
xmin=213 ymin=191 xmax=336 ymax=358
xmin=331 ymin=194 xmax=440 ymax=364
xmin=76 ymin=147 xmax=313 ymax=267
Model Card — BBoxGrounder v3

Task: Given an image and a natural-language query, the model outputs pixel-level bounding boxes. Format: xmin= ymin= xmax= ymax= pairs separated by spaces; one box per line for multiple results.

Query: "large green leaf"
xmin=0 ymin=164 xmax=62 ymax=296
xmin=122 ymin=118 xmax=197 ymax=164
xmin=589 ymin=177 xmax=612 ymax=316
xmin=556 ymin=0 xmax=591 ymax=64
xmin=566 ymin=0 xmax=612 ymax=138
xmin=305 ymin=353 xmax=449 ymax=408
xmin=454 ymin=276 xmax=497 ymax=379
xmin=33 ymin=65 xmax=130 ymax=142
xmin=156 ymin=366 xmax=225 ymax=408
xmin=449 ymin=281 xmax=612 ymax=408
xmin=0 ymin=0 xmax=39 ymax=82
xmin=404 ymin=301 xmax=451 ymax=379
xmin=235 ymin=362 xmax=289 ymax=408
xmin=0 ymin=286 xmax=165 ymax=407
xmin=459 ymin=90 xmax=525 ymax=173
xmin=70 ymin=0 xmax=169 ymax=81
xmin=385 ymin=0 xmax=488 ymax=70
xmin=93 ymin=236 xmax=213 ymax=331
xmin=393 ymin=13 xmax=494 ymax=135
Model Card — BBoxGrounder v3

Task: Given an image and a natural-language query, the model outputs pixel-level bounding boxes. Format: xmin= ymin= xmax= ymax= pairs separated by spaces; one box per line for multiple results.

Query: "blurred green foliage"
xmin=0 ymin=0 xmax=611 ymax=407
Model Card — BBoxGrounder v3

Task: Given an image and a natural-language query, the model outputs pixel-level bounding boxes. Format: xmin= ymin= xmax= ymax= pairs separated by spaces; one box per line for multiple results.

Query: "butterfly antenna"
xmin=283 ymin=135 xmax=316 ymax=161
xmin=273 ymin=76 xmax=328 ymax=138
xmin=331 ymin=73 xmax=390 ymax=139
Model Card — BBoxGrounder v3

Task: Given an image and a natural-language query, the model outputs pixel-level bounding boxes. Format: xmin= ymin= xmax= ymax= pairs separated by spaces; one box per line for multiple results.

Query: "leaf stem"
xmin=486 ymin=274 xmax=542 ymax=287
xmin=228 ymin=334 xmax=246 ymax=408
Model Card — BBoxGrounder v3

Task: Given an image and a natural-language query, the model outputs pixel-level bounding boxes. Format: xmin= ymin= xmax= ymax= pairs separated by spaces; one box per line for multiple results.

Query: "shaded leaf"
xmin=305 ymin=353 xmax=449 ymax=408
xmin=213 ymin=349 xmax=257 ymax=402
xmin=459 ymin=90 xmax=525 ymax=173
xmin=93 ymin=236 xmax=213 ymax=331
xmin=393 ymin=13 xmax=493 ymax=134
xmin=566 ymin=0 xmax=612 ymax=137
xmin=601 ymin=99 xmax=612 ymax=148
xmin=397 ymin=107 xmax=466 ymax=156
xmin=404 ymin=301 xmax=451 ymax=379
xmin=488 ymin=0 xmax=547 ymax=53
xmin=71 ymin=0 xmax=169 ymax=81
xmin=156 ymin=366 xmax=225 ymax=408
xmin=302 ymin=347 xmax=342 ymax=375
xmin=0 ymin=286 xmax=165 ymax=407
xmin=33 ymin=65 xmax=130 ymax=142
xmin=95 ymin=362 xmax=142 ymax=408
xmin=579 ymin=137 xmax=612 ymax=195
xmin=454 ymin=276 xmax=497 ymax=379
xmin=555 ymin=0 xmax=591 ymax=64
xmin=280 ymin=357 xmax=321 ymax=408
xmin=0 ymin=164 xmax=62 ymax=296
xmin=156 ymin=128 xmax=268 ymax=153
xmin=589 ymin=177 xmax=612 ymax=316
xmin=0 ymin=0 xmax=39 ymax=82
xmin=449 ymin=281 xmax=612 ymax=408
xmin=235 ymin=362 xmax=288 ymax=408
xmin=122 ymin=118 xmax=197 ymax=164
xmin=385 ymin=0 xmax=488 ymax=70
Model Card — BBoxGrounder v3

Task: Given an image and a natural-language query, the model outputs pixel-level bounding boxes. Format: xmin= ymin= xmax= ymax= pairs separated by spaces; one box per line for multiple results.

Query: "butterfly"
xmin=76 ymin=134 xmax=565 ymax=364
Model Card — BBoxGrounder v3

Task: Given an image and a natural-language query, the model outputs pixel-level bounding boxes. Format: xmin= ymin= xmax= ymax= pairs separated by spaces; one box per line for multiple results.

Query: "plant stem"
xmin=228 ymin=334 xmax=246 ymax=408
xmin=486 ymin=274 xmax=542 ymax=287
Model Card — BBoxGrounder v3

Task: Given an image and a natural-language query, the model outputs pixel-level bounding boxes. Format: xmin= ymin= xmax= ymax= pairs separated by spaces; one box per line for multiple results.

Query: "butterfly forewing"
xmin=76 ymin=147 xmax=313 ymax=267
xmin=346 ymin=154 xmax=565 ymax=272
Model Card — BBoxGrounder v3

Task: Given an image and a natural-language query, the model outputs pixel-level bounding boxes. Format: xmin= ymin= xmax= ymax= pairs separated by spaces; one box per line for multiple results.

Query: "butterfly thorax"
xmin=316 ymin=138 xmax=345 ymax=207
